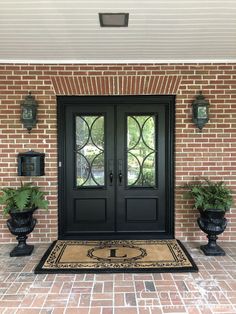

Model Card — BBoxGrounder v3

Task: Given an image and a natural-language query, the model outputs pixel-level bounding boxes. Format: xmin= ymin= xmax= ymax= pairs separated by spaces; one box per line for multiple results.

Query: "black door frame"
xmin=57 ymin=95 xmax=175 ymax=239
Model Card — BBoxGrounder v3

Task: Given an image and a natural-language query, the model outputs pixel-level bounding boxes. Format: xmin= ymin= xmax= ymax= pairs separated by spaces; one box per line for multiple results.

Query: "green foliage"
xmin=183 ymin=178 xmax=233 ymax=212
xmin=0 ymin=182 xmax=49 ymax=216
xmin=138 ymin=169 xmax=155 ymax=186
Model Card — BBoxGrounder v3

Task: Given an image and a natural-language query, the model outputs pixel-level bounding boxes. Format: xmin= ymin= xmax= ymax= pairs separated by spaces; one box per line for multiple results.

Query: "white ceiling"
xmin=0 ymin=0 xmax=236 ymax=63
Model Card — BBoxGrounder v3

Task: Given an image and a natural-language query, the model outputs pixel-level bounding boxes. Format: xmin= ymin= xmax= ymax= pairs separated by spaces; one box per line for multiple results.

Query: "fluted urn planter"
xmin=197 ymin=209 xmax=227 ymax=256
xmin=183 ymin=178 xmax=233 ymax=257
xmin=0 ymin=182 xmax=48 ymax=257
xmin=7 ymin=208 xmax=37 ymax=257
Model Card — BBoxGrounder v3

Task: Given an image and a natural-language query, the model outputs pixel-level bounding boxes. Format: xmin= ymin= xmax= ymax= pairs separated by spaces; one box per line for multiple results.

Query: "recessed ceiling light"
xmin=99 ymin=13 xmax=129 ymax=27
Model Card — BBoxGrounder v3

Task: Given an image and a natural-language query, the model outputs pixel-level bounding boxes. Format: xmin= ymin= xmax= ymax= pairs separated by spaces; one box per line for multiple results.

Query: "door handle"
xmin=118 ymin=159 xmax=123 ymax=185
xmin=118 ymin=171 xmax=123 ymax=184
xmin=109 ymin=171 xmax=113 ymax=184
xmin=108 ymin=160 xmax=113 ymax=186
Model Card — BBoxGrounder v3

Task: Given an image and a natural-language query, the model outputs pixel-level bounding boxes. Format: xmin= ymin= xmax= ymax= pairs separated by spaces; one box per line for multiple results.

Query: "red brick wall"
xmin=0 ymin=63 xmax=235 ymax=243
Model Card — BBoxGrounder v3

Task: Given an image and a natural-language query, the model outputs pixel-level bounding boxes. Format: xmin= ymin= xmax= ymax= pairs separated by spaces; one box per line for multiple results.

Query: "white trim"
xmin=0 ymin=59 xmax=236 ymax=64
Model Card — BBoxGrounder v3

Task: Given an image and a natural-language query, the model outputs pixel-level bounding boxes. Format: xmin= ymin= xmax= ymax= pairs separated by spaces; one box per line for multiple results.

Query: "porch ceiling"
xmin=0 ymin=0 xmax=236 ymax=63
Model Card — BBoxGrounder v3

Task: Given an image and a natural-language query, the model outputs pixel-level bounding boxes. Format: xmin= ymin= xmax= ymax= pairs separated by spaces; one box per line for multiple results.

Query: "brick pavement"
xmin=0 ymin=242 xmax=235 ymax=314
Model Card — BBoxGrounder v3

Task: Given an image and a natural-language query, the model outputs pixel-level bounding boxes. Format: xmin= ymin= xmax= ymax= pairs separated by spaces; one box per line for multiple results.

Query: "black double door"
xmin=58 ymin=96 xmax=174 ymax=239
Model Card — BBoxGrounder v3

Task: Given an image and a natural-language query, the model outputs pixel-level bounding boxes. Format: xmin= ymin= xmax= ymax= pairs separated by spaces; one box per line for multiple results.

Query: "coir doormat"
xmin=34 ymin=239 xmax=198 ymax=274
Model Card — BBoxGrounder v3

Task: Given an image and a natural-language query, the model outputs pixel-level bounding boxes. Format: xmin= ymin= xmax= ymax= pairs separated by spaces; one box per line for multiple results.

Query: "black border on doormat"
xmin=34 ymin=239 xmax=198 ymax=274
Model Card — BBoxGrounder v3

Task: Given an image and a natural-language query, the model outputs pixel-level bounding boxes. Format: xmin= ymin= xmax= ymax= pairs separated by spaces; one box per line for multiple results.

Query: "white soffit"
xmin=0 ymin=0 xmax=236 ymax=63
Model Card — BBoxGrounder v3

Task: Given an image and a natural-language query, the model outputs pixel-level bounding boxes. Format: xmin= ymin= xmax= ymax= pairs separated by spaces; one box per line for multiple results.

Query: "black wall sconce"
xmin=192 ymin=91 xmax=209 ymax=131
xmin=20 ymin=92 xmax=38 ymax=133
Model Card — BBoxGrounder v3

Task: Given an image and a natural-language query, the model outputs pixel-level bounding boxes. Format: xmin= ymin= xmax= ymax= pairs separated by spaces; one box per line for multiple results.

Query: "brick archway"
xmin=51 ymin=75 xmax=181 ymax=95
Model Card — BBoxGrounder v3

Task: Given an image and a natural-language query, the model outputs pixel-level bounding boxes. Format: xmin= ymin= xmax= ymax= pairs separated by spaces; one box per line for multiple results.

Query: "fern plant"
xmin=0 ymin=182 xmax=48 ymax=216
xmin=184 ymin=178 xmax=233 ymax=212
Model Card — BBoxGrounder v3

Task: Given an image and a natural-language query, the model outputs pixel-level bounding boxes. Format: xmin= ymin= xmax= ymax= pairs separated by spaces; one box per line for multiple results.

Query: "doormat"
xmin=34 ymin=239 xmax=198 ymax=274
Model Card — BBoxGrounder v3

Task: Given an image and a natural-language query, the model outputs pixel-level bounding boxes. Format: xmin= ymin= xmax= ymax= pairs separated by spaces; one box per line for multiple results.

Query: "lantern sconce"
xmin=192 ymin=91 xmax=209 ymax=131
xmin=20 ymin=92 xmax=38 ymax=133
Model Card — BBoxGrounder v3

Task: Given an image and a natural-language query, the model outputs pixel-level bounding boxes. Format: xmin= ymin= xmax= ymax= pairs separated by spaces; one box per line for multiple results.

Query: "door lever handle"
xmin=109 ymin=172 xmax=113 ymax=184
xmin=118 ymin=172 xmax=122 ymax=184
xmin=118 ymin=159 xmax=123 ymax=185
xmin=108 ymin=160 xmax=113 ymax=186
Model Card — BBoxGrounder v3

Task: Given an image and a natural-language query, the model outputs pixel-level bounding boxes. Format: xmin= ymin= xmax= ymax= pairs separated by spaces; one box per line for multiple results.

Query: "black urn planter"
xmin=197 ymin=209 xmax=227 ymax=256
xmin=7 ymin=208 xmax=37 ymax=257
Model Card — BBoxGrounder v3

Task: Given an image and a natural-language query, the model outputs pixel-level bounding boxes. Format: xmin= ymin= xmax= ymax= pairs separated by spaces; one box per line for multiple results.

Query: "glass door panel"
xmin=127 ymin=115 xmax=157 ymax=187
xmin=76 ymin=115 xmax=105 ymax=187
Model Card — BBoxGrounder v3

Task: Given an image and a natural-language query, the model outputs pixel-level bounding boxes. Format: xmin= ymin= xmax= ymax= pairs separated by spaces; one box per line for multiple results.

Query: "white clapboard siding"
xmin=0 ymin=0 xmax=235 ymax=63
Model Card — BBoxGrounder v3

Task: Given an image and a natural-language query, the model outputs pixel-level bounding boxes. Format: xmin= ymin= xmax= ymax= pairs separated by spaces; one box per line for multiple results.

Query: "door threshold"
xmin=59 ymin=233 xmax=174 ymax=241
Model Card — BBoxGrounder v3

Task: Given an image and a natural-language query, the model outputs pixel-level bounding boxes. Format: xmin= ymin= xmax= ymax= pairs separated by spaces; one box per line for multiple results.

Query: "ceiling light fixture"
xmin=99 ymin=13 xmax=129 ymax=27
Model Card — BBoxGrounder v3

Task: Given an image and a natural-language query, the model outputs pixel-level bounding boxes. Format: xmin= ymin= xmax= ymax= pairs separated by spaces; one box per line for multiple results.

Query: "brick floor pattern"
xmin=0 ymin=242 xmax=235 ymax=314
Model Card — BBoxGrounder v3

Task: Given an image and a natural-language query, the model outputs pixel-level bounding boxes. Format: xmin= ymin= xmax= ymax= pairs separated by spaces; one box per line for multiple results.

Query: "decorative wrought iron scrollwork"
xmin=76 ymin=115 xmax=105 ymax=187
xmin=127 ymin=115 xmax=157 ymax=187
